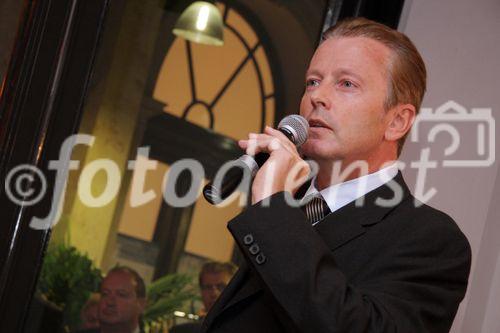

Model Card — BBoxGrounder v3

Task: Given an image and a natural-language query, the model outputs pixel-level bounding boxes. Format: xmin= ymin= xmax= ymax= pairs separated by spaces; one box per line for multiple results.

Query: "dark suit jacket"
xmin=201 ymin=172 xmax=471 ymax=333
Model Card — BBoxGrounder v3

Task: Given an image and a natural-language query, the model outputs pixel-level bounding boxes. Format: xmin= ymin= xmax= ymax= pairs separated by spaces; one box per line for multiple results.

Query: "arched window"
xmin=153 ymin=2 xmax=276 ymax=139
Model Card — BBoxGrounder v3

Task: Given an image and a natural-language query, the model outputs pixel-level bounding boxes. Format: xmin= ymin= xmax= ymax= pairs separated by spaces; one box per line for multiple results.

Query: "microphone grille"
xmin=278 ymin=115 xmax=309 ymax=146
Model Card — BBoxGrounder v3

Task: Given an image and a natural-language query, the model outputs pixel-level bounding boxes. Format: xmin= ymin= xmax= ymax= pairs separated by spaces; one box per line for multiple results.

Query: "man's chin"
xmin=301 ymin=145 xmax=339 ymax=162
xmin=99 ymin=314 xmax=121 ymax=324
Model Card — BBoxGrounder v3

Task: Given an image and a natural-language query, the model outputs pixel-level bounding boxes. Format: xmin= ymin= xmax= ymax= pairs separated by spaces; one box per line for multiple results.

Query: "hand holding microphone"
xmin=203 ymin=115 xmax=309 ymax=205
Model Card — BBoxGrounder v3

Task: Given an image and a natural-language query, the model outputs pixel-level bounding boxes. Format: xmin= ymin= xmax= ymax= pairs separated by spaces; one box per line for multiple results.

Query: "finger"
xmin=245 ymin=136 xmax=280 ymax=155
xmin=265 ymin=126 xmax=288 ymax=140
xmin=246 ymin=137 xmax=259 ymax=155
xmin=239 ymin=132 xmax=260 ymax=149
xmin=264 ymin=126 xmax=297 ymax=150
xmin=268 ymin=137 xmax=282 ymax=151
xmin=238 ymin=139 xmax=248 ymax=149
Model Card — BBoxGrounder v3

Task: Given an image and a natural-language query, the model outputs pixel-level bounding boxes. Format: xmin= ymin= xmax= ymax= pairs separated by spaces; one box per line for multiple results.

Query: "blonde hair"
xmin=322 ymin=17 xmax=426 ymax=155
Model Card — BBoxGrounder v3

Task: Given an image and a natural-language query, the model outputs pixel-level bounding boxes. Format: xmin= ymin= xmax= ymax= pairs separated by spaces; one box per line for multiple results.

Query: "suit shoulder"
xmin=391 ymin=196 xmax=471 ymax=254
xmin=396 ymin=195 xmax=461 ymax=230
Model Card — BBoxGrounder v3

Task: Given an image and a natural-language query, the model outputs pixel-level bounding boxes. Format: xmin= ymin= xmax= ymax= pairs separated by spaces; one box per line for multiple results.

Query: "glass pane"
xmin=0 ymin=0 xmax=25 ymax=93
xmin=23 ymin=0 xmax=326 ymax=332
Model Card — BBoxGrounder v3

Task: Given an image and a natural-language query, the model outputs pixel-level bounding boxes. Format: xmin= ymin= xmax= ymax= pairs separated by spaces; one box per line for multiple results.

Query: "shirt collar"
xmin=302 ymin=163 xmax=399 ymax=213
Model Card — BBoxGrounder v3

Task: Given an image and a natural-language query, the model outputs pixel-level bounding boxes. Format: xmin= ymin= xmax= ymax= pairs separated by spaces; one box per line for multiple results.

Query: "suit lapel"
xmin=313 ymin=207 xmax=366 ymax=251
xmin=314 ymin=171 xmax=411 ymax=250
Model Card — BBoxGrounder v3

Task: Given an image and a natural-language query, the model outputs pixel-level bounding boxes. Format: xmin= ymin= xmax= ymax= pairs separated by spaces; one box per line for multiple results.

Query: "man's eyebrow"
xmin=101 ymin=287 xmax=130 ymax=293
xmin=305 ymin=68 xmax=322 ymax=77
xmin=335 ymin=68 xmax=364 ymax=83
xmin=116 ymin=288 xmax=131 ymax=293
xmin=305 ymin=68 xmax=364 ymax=83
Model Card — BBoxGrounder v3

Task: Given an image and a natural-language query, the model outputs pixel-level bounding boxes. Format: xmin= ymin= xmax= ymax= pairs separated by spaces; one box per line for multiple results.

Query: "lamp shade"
xmin=173 ymin=1 xmax=224 ymax=46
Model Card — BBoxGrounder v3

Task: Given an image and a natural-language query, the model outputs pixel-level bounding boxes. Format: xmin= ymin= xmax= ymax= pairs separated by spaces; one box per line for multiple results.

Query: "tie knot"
xmin=302 ymin=195 xmax=330 ymax=224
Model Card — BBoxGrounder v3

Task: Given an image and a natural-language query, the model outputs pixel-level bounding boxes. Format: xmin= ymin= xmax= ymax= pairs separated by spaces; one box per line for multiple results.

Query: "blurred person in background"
xmin=77 ymin=266 xmax=146 ymax=333
xmin=169 ymin=261 xmax=237 ymax=333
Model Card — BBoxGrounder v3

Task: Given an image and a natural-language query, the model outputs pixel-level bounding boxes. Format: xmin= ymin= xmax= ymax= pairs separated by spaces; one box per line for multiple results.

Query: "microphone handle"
xmin=203 ymin=152 xmax=268 ymax=205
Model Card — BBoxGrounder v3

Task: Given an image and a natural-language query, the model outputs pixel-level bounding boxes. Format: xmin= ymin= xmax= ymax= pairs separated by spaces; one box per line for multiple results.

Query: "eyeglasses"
xmin=200 ymin=283 xmax=227 ymax=292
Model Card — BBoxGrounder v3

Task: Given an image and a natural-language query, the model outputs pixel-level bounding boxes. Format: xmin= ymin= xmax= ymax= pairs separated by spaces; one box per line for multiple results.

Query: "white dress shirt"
xmin=301 ymin=163 xmax=399 ymax=224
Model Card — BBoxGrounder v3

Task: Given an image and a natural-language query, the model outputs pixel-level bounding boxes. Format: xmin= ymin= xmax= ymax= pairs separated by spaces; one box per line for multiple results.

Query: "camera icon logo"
xmin=411 ymin=100 xmax=495 ymax=167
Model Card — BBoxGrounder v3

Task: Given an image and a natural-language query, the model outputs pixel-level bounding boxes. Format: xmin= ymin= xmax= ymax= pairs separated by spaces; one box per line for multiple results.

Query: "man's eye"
xmin=340 ymin=80 xmax=355 ymax=88
xmin=306 ymin=79 xmax=319 ymax=87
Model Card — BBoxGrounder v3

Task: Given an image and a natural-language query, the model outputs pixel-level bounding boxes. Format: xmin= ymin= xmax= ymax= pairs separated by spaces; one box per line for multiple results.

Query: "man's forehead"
xmin=307 ymin=36 xmax=392 ymax=85
xmin=202 ymin=271 xmax=231 ymax=282
xmin=310 ymin=36 xmax=391 ymax=71
xmin=101 ymin=271 xmax=137 ymax=290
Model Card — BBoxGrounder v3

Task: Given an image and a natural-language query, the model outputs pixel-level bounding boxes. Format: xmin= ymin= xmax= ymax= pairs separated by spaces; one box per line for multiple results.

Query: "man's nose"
xmin=105 ymin=295 xmax=116 ymax=305
xmin=310 ymin=84 xmax=331 ymax=110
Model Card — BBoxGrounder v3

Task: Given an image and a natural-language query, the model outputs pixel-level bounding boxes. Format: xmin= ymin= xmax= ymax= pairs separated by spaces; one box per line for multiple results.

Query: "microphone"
xmin=203 ymin=115 xmax=309 ymax=205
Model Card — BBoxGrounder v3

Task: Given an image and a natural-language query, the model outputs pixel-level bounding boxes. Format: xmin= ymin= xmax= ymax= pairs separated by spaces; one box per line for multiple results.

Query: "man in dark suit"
xmin=201 ymin=17 xmax=471 ymax=333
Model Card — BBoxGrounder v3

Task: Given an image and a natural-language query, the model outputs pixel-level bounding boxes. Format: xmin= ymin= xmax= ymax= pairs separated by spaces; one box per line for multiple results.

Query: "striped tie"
xmin=302 ymin=195 xmax=330 ymax=224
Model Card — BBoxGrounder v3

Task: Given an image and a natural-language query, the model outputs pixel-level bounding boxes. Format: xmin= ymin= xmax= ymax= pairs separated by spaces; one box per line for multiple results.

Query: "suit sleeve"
xmin=227 ymin=192 xmax=471 ymax=333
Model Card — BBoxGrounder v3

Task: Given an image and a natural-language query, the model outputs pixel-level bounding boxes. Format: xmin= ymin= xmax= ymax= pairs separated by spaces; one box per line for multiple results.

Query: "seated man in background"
xmin=78 ymin=266 xmax=146 ymax=333
xmin=170 ymin=261 xmax=237 ymax=333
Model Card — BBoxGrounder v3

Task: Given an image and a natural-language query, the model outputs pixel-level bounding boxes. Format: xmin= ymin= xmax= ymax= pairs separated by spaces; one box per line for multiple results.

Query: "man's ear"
xmin=385 ymin=103 xmax=416 ymax=142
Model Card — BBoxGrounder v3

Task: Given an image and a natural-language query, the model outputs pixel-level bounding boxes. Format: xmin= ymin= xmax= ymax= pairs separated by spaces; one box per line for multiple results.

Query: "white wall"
xmin=398 ymin=0 xmax=500 ymax=332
